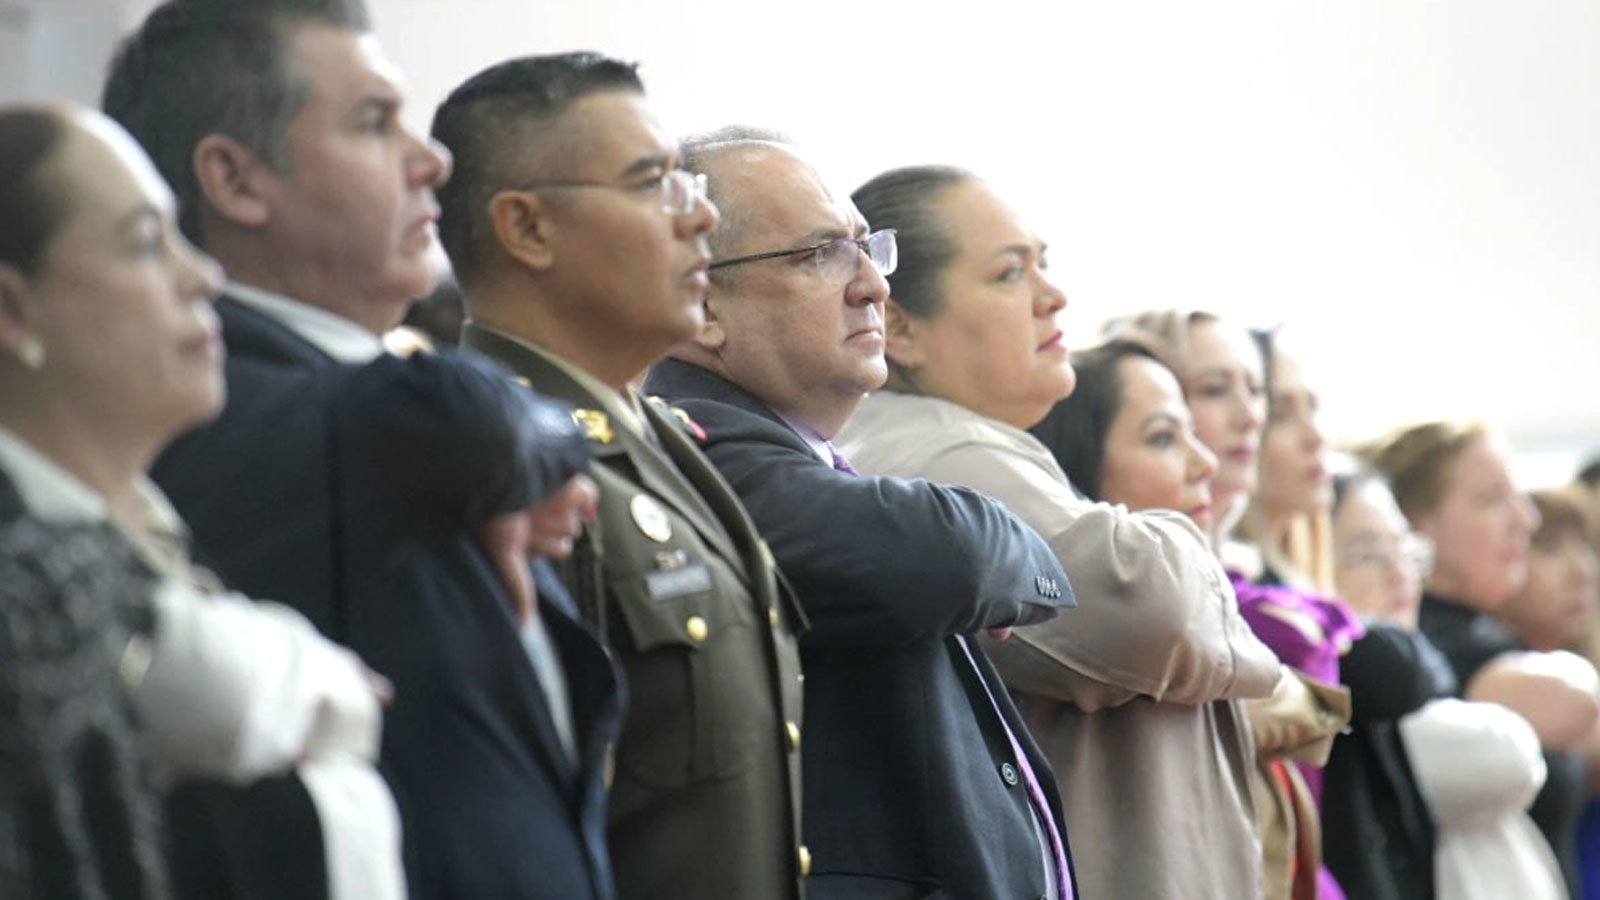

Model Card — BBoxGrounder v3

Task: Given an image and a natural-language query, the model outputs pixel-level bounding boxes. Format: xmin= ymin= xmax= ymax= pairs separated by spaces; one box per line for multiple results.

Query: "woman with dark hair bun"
xmin=0 ymin=105 xmax=401 ymax=900
xmin=839 ymin=167 xmax=1282 ymax=900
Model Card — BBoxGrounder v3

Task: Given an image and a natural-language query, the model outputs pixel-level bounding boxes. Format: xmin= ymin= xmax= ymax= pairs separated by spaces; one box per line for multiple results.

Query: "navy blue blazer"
xmin=152 ymin=297 xmax=624 ymax=900
xmin=645 ymin=358 xmax=1079 ymax=900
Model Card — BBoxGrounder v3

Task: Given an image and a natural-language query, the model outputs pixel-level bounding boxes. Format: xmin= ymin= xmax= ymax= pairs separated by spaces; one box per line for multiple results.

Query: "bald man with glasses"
xmin=643 ymin=136 xmax=1080 ymax=899
xmin=430 ymin=54 xmax=807 ymax=900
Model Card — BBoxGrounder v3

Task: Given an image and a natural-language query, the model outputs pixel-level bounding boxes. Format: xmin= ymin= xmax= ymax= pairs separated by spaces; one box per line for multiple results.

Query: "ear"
xmin=193 ymin=134 xmax=272 ymax=228
xmin=884 ymin=298 xmax=923 ymax=369
xmin=0 ymin=265 xmax=41 ymax=356
xmin=488 ymin=190 xmax=556 ymax=272
xmin=694 ymin=291 xmax=726 ymax=352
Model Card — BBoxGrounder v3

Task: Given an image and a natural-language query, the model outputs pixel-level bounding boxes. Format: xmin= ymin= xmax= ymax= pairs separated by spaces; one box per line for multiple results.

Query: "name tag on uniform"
xmin=645 ymin=563 xmax=713 ymax=601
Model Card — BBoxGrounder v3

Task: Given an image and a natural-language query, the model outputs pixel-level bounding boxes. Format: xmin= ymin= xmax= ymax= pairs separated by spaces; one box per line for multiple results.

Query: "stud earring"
xmin=16 ymin=337 xmax=44 ymax=370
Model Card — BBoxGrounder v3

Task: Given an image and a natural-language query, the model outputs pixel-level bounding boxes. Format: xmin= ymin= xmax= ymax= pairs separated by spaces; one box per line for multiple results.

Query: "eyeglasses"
xmin=710 ymin=228 xmax=898 ymax=283
xmin=1338 ymin=533 xmax=1435 ymax=579
xmin=518 ymin=169 xmax=708 ymax=216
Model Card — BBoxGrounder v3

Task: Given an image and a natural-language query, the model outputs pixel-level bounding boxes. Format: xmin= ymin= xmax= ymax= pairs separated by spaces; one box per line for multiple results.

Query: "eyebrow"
xmin=994 ymin=241 xmax=1042 ymax=260
xmin=619 ymin=153 xmax=671 ymax=180
xmin=352 ymin=94 xmax=401 ymax=120
xmin=116 ymin=204 xmax=163 ymax=234
xmin=1140 ymin=411 xmax=1184 ymax=431
xmin=795 ymin=223 xmax=860 ymax=246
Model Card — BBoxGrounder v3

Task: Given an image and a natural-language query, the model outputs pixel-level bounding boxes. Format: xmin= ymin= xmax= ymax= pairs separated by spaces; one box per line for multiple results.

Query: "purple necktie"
xmin=831 ymin=446 xmax=1071 ymax=898
xmin=828 ymin=444 xmax=860 ymax=476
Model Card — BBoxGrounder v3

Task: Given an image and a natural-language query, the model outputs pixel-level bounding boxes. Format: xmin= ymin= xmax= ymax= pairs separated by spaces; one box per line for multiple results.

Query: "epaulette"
xmin=646 ymin=396 xmax=708 ymax=442
xmin=571 ymin=408 xmax=614 ymax=445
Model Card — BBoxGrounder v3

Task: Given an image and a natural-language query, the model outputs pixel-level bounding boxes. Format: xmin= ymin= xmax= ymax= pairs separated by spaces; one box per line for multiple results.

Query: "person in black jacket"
xmin=644 ymin=134 xmax=1077 ymax=900
xmin=102 ymin=5 xmax=624 ymax=900
xmin=1325 ymin=469 xmax=1458 ymax=900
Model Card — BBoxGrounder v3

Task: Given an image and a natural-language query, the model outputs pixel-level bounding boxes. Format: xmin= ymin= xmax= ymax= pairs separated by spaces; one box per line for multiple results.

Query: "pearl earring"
xmin=16 ymin=337 xmax=44 ymax=370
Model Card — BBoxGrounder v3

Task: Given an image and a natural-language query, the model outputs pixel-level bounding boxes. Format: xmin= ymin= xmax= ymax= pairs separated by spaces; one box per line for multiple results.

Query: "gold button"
xmin=786 ymin=721 xmax=802 ymax=751
xmin=798 ymin=844 xmax=812 ymax=877
xmin=768 ymin=607 xmax=780 ymax=628
xmin=686 ymin=615 xmax=709 ymax=643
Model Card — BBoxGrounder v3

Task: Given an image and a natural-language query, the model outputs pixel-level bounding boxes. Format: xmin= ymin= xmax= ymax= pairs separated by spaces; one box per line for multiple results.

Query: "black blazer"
xmin=152 ymin=297 xmax=624 ymax=900
xmin=645 ymin=358 xmax=1078 ymax=900
xmin=1322 ymin=622 xmax=1456 ymax=900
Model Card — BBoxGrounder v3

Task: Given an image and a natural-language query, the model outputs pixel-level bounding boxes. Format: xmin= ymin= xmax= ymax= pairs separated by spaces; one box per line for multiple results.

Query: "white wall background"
xmin=7 ymin=0 xmax=1600 ymax=486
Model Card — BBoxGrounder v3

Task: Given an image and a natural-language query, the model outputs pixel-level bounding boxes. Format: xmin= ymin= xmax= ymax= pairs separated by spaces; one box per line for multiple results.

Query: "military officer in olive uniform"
xmin=431 ymin=53 xmax=808 ymax=900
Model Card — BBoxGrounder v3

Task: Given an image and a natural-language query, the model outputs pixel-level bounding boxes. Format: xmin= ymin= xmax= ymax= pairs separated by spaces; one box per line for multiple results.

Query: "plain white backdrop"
xmin=6 ymin=0 xmax=1599 ymax=484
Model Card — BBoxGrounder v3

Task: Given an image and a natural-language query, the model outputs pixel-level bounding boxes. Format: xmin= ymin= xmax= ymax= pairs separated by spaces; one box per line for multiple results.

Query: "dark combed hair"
xmin=850 ymin=165 xmax=974 ymax=320
xmin=101 ymin=0 xmax=371 ymax=246
xmin=1030 ymin=338 xmax=1166 ymax=500
xmin=430 ymin=52 xmax=643 ymax=289
xmin=0 ymin=107 xmax=69 ymax=276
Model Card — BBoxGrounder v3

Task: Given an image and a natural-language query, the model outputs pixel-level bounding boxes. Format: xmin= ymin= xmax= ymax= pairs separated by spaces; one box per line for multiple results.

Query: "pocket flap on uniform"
xmin=612 ymin=572 xmax=712 ymax=653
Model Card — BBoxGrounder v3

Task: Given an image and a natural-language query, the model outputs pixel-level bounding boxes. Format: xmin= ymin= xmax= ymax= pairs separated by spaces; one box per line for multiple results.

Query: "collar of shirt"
xmin=227 ymin=281 xmax=386 ymax=364
xmin=0 ymin=426 xmax=191 ymax=554
xmin=472 ymin=324 xmax=648 ymax=439
xmin=776 ymin=412 xmax=832 ymax=465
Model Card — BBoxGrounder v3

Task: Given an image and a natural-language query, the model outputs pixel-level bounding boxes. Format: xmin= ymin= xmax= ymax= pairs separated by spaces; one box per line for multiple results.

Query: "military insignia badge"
xmin=630 ymin=494 xmax=673 ymax=542
xmin=572 ymin=408 xmax=614 ymax=445
xmin=646 ymin=396 xmax=708 ymax=442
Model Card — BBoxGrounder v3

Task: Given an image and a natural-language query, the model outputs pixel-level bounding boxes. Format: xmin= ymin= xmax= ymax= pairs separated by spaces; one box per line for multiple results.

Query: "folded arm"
xmin=688 ymin=408 xmax=1072 ymax=648
xmin=921 ymin=440 xmax=1282 ymax=710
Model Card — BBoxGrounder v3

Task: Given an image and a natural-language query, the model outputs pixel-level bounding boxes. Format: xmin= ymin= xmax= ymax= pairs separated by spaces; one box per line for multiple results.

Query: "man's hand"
xmin=524 ymin=475 xmax=599 ymax=559
xmin=478 ymin=475 xmax=600 ymax=625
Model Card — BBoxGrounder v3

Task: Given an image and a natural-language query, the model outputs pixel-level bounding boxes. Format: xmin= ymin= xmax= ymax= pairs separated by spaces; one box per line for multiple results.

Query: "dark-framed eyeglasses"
xmin=709 ymin=228 xmax=897 ymax=283
xmin=517 ymin=169 xmax=708 ymax=216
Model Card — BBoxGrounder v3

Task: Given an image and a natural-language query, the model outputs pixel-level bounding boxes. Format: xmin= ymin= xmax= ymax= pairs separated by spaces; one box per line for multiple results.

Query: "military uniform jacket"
xmin=463 ymin=324 xmax=807 ymax=900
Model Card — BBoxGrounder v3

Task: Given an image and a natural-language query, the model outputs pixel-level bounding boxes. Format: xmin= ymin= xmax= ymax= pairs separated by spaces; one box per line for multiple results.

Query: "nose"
xmin=1303 ymin=412 xmax=1326 ymax=453
xmin=1516 ymin=493 xmax=1541 ymax=537
xmin=1235 ymin=390 xmax=1265 ymax=435
xmin=1034 ymin=272 xmax=1067 ymax=318
xmin=1187 ymin=434 xmax=1219 ymax=484
xmin=176 ymin=235 xmax=224 ymax=300
xmin=676 ymin=192 xmax=721 ymax=240
xmin=846 ymin=249 xmax=891 ymax=309
xmin=409 ymin=129 xmax=452 ymax=188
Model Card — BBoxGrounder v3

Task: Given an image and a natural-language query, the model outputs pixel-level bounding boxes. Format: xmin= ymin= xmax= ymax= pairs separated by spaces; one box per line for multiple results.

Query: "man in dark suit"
xmin=103 ymin=3 xmax=624 ymax=899
xmin=642 ymin=135 xmax=1081 ymax=900
xmin=430 ymin=54 xmax=809 ymax=900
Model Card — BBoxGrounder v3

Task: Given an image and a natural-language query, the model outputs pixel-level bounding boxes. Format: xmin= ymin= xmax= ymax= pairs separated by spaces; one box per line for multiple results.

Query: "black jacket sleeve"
xmin=676 ymin=397 xmax=1072 ymax=648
